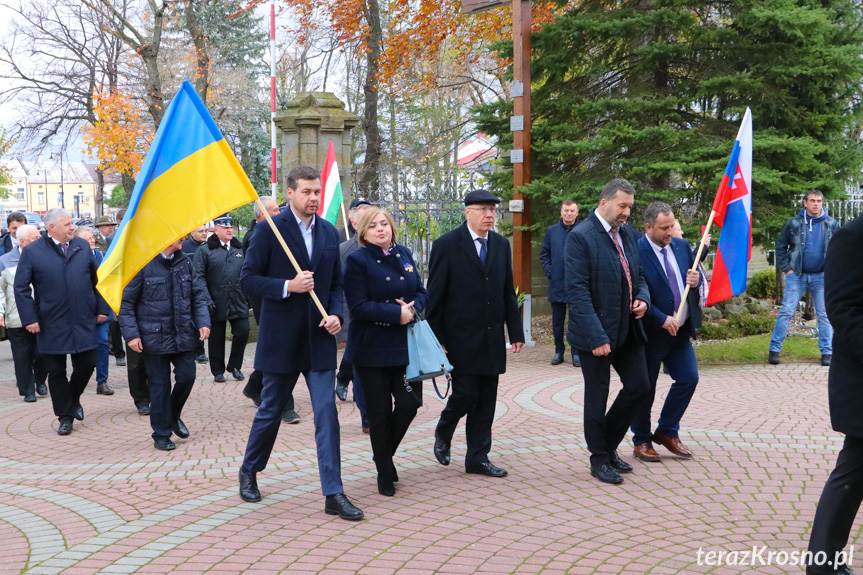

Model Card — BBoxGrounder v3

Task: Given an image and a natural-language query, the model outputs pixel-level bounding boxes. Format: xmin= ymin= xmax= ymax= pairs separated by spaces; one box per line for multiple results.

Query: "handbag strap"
xmin=402 ymin=370 xmax=451 ymax=400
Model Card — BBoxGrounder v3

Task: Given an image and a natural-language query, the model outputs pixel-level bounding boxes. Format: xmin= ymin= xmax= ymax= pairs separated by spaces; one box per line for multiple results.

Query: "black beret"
xmin=464 ymin=189 xmax=502 ymax=206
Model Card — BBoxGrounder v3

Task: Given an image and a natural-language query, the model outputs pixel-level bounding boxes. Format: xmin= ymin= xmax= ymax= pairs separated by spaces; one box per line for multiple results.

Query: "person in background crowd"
xmin=238 ymin=165 xmax=363 ymax=521
xmin=74 ymin=226 xmax=114 ymax=396
xmin=428 ymin=189 xmax=524 ymax=479
xmin=107 ymin=208 xmax=127 ymax=367
xmin=120 ymin=238 xmax=211 ymax=451
xmin=769 ymin=189 xmax=838 ymax=367
xmin=336 ymin=197 xmax=372 ymax=433
xmin=183 ymin=225 xmax=211 ymax=364
xmin=0 ymin=212 xmax=27 ymax=256
xmin=0 ymin=225 xmax=47 ymax=402
xmin=565 ymin=178 xmax=650 ymax=485
xmin=93 ymin=216 xmax=116 ymax=252
xmin=540 ymin=199 xmax=580 ymax=367
xmin=240 ymin=197 xmax=300 ymax=425
xmin=14 ymin=208 xmax=110 ymax=435
xmin=194 ymin=214 xmax=250 ymax=383
xmin=344 ymin=207 xmax=427 ymax=496
xmin=631 ymin=202 xmax=701 ymax=463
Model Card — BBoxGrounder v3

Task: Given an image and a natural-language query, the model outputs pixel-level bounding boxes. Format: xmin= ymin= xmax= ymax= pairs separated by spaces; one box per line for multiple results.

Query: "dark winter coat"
xmin=336 ymin=234 xmax=361 ymax=344
xmin=565 ymin=212 xmax=650 ymax=352
xmin=14 ymin=235 xmax=111 ymax=354
xmin=776 ymin=208 xmax=840 ymax=276
xmin=193 ymin=234 xmax=248 ymax=320
xmin=182 ymin=237 xmax=206 ymax=256
xmin=540 ymin=219 xmax=576 ymax=303
xmin=119 ymin=251 xmax=211 ymax=354
xmin=240 ymin=209 xmax=344 ymax=374
xmin=344 ymin=243 xmax=427 ymax=367
xmin=426 ymin=222 xmax=524 ymax=376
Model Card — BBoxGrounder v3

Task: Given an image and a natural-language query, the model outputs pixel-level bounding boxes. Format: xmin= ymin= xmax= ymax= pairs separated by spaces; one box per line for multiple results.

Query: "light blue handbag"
xmin=405 ymin=310 xmax=452 ymax=399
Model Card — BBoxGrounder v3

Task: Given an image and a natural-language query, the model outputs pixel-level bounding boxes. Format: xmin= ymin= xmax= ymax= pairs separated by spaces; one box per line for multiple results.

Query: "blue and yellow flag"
xmin=97 ymin=79 xmax=259 ymax=312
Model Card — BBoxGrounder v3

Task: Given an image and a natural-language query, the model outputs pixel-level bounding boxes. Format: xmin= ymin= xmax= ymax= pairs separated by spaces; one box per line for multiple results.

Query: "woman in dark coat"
xmin=344 ymin=207 xmax=427 ymax=496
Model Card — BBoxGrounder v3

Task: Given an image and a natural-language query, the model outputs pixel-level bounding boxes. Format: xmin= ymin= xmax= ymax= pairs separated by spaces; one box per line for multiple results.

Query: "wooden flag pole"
xmin=255 ymin=197 xmax=329 ymax=320
xmin=675 ymin=210 xmax=717 ymax=323
xmin=340 ymin=201 xmax=350 ymax=236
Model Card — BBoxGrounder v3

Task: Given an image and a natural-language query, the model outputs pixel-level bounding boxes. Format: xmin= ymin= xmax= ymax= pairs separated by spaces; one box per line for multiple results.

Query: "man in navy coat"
xmin=14 ymin=208 xmax=110 ymax=435
xmin=237 ymin=166 xmax=363 ymax=521
xmin=540 ymin=199 xmax=579 ymax=367
xmin=631 ymin=202 xmax=701 ymax=463
xmin=565 ymin=179 xmax=650 ymax=485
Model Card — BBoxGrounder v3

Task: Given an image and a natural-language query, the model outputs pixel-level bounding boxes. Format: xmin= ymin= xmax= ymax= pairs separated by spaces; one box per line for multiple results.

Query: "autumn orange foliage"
xmin=82 ymin=89 xmax=154 ymax=177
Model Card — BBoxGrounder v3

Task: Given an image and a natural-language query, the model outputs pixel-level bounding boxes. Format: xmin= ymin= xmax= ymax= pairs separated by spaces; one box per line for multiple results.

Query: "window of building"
xmin=16 ymin=187 xmax=24 ymax=200
xmin=38 ymin=192 xmax=44 ymax=205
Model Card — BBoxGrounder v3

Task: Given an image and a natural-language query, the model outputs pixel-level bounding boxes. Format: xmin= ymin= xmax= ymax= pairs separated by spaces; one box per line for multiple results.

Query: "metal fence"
xmin=825 ymin=198 xmax=863 ymax=226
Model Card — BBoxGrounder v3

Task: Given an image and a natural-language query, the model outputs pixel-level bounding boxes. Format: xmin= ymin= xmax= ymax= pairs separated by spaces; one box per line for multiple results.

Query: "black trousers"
xmin=436 ymin=372 xmax=499 ymax=467
xmin=550 ymin=302 xmax=568 ymax=354
xmin=355 ymin=365 xmax=421 ymax=477
xmin=125 ymin=343 xmax=150 ymax=408
xmin=195 ymin=338 xmax=205 ymax=358
xmin=807 ymin=434 xmax=863 ymax=571
xmin=578 ymin=333 xmax=650 ymax=467
xmin=43 ymin=349 xmax=97 ymax=421
xmin=208 ymin=317 xmax=249 ymax=376
xmin=109 ymin=319 xmax=125 ymax=359
xmin=7 ymin=327 xmax=46 ymax=396
xmin=337 ymin=356 xmax=353 ymax=382
xmin=141 ymin=351 xmax=196 ymax=440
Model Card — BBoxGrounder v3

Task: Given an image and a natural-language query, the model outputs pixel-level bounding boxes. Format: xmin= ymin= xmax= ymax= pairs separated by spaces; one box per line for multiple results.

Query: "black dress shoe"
xmin=324 ymin=493 xmax=364 ymax=520
xmin=230 ymin=368 xmax=245 ymax=381
xmin=377 ymin=475 xmax=395 ymax=496
xmin=196 ymin=354 xmax=208 ymax=364
xmin=214 ymin=373 xmax=226 ymax=383
xmin=806 ymin=566 xmax=854 ymax=575
xmin=335 ymin=379 xmax=349 ymax=401
xmin=591 ymin=463 xmax=624 ymax=484
xmin=572 ymin=353 xmax=581 ymax=367
xmin=822 ymin=354 xmax=832 ymax=367
xmin=609 ymin=451 xmax=633 ymax=474
xmin=73 ymin=403 xmax=84 ymax=421
xmin=24 ymin=393 xmax=36 ymax=403
xmin=434 ymin=433 xmax=451 ymax=466
xmin=466 ymin=461 xmax=508 ymax=477
xmin=137 ymin=405 xmax=151 ymax=415
xmin=57 ymin=419 xmax=73 ymax=435
xmin=281 ymin=409 xmax=300 ymax=424
xmin=551 ymin=352 xmax=564 ymax=365
xmin=242 ymin=385 xmax=262 ymax=407
xmin=154 ymin=437 xmax=176 ymax=451
xmin=172 ymin=418 xmax=190 ymax=438
xmin=97 ymin=384 xmax=114 ymax=395
xmin=768 ymin=351 xmax=780 ymax=365
xmin=36 ymin=383 xmax=48 ymax=396
xmin=115 ymin=357 xmax=126 ymax=367
xmin=238 ymin=469 xmax=261 ymax=502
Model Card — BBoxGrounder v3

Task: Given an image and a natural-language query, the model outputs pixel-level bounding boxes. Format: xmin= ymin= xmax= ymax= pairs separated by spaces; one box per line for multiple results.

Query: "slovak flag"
xmin=706 ymin=108 xmax=752 ymax=306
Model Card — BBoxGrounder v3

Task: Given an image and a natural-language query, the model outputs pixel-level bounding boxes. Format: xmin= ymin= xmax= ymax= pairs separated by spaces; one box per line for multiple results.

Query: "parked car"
xmin=22 ymin=212 xmax=45 ymax=232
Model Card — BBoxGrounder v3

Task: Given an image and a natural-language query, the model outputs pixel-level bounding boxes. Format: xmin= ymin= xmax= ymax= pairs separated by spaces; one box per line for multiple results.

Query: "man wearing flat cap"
xmin=193 ymin=214 xmax=250 ymax=383
xmin=427 ymin=189 xmax=524 ymax=478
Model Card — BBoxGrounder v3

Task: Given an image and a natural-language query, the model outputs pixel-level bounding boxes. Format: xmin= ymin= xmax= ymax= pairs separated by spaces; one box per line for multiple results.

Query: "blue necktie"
xmin=477 ymin=237 xmax=487 ymax=264
xmin=661 ymin=247 xmax=682 ymax=312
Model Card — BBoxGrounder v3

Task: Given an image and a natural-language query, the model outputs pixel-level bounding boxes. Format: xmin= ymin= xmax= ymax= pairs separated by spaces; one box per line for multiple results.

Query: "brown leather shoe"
xmin=653 ymin=432 xmax=693 ymax=459
xmin=633 ymin=442 xmax=661 ymax=462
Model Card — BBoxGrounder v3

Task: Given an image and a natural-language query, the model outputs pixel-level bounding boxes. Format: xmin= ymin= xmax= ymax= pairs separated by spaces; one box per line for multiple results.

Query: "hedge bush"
xmin=747 ymin=269 xmax=777 ymax=299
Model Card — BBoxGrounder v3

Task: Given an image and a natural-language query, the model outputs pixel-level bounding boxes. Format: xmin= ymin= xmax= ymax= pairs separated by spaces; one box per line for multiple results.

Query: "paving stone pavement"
xmin=0 ymin=340 xmax=855 ymax=574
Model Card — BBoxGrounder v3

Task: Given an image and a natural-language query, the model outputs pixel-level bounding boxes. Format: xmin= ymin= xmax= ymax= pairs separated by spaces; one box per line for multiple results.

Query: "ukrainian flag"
xmin=97 ymin=79 xmax=259 ymax=313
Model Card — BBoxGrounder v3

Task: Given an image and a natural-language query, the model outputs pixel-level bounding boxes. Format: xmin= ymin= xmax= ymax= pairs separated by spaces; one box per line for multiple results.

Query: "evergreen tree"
xmin=475 ymin=0 xmax=863 ymax=244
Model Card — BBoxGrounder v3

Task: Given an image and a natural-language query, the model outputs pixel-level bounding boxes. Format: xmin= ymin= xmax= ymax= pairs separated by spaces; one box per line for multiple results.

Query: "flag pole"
xmin=675 ymin=210 xmax=717 ymax=323
xmin=340 ymin=201 xmax=350 ymax=236
xmin=255 ymin=197 xmax=329 ymax=320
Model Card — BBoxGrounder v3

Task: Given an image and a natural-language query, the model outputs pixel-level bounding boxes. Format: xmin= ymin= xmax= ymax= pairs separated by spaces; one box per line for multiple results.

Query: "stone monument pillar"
xmin=274 ymin=92 xmax=359 ymax=201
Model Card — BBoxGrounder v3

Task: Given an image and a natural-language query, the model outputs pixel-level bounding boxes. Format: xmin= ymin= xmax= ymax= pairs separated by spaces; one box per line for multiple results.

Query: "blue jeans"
xmin=96 ymin=321 xmax=110 ymax=385
xmin=769 ymin=272 xmax=833 ymax=354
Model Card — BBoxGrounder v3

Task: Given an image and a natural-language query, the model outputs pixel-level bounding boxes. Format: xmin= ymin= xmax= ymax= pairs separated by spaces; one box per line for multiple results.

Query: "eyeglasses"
xmin=466 ymin=207 xmax=498 ymax=214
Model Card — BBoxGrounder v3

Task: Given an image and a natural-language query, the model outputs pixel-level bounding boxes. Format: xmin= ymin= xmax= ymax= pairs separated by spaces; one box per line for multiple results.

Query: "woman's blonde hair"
xmin=356 ymin=207 xmax=398 ymax=248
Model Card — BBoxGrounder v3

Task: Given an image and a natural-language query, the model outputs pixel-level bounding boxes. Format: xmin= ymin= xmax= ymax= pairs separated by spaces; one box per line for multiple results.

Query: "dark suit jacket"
xmin=337 ymin=234 xmax=361 ymax=344
xmin=344 ymin=243 xmax=427 ymax=366
xmin=565 ymin=212 xmax=650 ymax=352
xmin=14 ymin=235 xmax=111 ymax=354
xmin=540 ymin=220 xmax=576 ymax=303
xmin=0 ymin=233 xmax=14 ymax=256
xmin=426 ymin=223 xmax=524 ymax=376
xmin=240 ymin=209 xmax=344 ymax=374
xmin=824 ymin=216 xmax=863 ymax=437
xmin=639 ymin=236 xmax=702 ymax=340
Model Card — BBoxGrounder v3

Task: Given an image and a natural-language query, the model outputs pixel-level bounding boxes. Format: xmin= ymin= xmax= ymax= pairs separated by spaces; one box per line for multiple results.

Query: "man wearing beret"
xmin=427 ymin=189 xmax=524 ymax=477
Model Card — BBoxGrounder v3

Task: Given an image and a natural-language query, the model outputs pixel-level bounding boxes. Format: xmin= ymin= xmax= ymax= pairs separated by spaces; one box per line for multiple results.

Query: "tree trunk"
xmin=120 ymin=172 xmax=136 ymax=206
xmin=184 ymin=0 xmax=210 ymax=105
xmin=95 ymin=167 xmax=105 ymax=216
xmin=359 ymin=0 xmax=383 ymax=201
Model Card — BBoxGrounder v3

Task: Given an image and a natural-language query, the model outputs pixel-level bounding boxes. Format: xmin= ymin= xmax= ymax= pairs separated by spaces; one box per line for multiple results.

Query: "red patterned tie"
xmin=609 ymin=227 xmax=632 ymax=304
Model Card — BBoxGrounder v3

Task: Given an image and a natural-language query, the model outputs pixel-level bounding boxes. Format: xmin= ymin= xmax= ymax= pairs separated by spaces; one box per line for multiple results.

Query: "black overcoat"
xmin=540 ymin=220 xmax=575 ymax=303
xmin=193 ymin=234 xmax=249 ymax=320
xmin=425 ymin=223 xmax=524 ymax=376
xmin=565 ymin=212 xmax=650 ymax=352
xmin=14 ymin=235 xmax=111 ymax=354
xmin=240 ymin=209 xmax=344 ymax=374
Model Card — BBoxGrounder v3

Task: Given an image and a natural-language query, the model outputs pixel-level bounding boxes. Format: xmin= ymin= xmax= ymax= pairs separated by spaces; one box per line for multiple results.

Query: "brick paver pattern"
xmin=0 ymin=342 xmax=854 ymax=574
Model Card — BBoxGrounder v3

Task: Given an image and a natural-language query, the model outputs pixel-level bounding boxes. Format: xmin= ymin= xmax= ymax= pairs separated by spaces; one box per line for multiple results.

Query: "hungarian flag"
xmin=318 ymin=140 xmax=343 ymax=225
xmin=706 ymin=108 xmax=753 ymax=306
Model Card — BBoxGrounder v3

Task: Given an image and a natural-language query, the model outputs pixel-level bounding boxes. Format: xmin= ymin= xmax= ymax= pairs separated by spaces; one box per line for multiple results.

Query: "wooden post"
xmin=512 ymin=0 xmax=532 ymax=296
